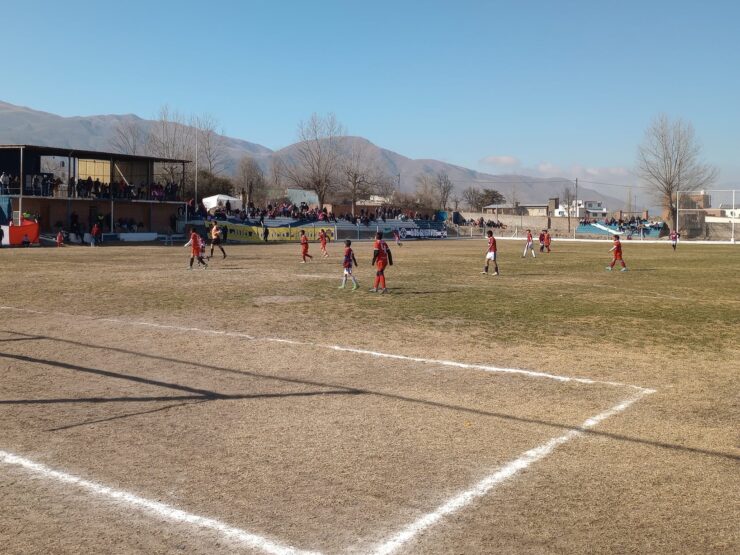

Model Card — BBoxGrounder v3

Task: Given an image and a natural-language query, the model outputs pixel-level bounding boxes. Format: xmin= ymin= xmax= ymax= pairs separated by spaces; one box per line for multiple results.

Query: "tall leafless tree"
xmin=435 ymin=171 xmax=454 ymax=210
xmin=235 ymin=156 xmax=266 ymax=206
xmin=148 ymin=105 xmax=194 ymax=184
xmin=110 ymin=119 xmax=147 ymax=155
xmin=561 ymin=186 xmax=574 ymax=233
xmin=341 ymin=141 xmax=383 ymax=215
xmin=462 ymin=186 xmax=484 ymax=211
xmin=638 ymin=114 xmax=718 ymax=229
xmin=193 ymin=113 xmax=225 ymax=175
xmin=414 ymin=173 xmax=437 ymax=209
xmin=277 ymin=113 xmax=345 ymax=208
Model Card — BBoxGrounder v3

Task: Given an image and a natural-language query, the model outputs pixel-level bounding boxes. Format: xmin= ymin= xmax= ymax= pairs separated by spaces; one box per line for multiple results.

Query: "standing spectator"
xmin=0 ymin=225 xmax=4 ymax=247
xmin=0 ymin=171 xmax=9 ymax=194
xmin=91 ymin=223 xmax=101 ymax=246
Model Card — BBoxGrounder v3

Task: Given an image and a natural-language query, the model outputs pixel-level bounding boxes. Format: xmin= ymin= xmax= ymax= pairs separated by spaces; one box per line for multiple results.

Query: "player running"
xmin=522 ymin=229 xmax=536 ymax=258
xmin=300 ymin=229 xmax=313 ymax=263
xmin=319 ymin=229 xmax=330 ymax=257
xmin=185 ymin=227 xmax=208 ymax=269
xmin=606 ymin=234 xmax=627 ymax=271
xmin=370 ymin=231 xmax=393 ymax=293
xmin=392 ymin=229 xmax=403 ymax=246
xmin=481 ymin=230 xmax=499 ymax=276
xmin=338 ymin=239 xmax=359 ymax=290
xmin=209 ymin=223 xmax=227 ymax=259
xmin=670 ymin=229 xmax=680 ymax=251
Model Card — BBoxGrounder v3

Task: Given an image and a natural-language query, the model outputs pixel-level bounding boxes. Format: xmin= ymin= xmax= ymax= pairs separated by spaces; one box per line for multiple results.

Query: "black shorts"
xmin=211 ymin=237 xmax=221 ymax=246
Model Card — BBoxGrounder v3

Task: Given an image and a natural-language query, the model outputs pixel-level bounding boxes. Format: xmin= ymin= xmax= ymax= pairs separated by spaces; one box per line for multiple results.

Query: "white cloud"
xmin=479 ymin=155 xmax=520 ymax=167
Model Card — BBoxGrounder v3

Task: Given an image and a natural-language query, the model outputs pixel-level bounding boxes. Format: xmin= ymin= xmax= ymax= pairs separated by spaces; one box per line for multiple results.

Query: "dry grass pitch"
xmin=0 ymin=238 xmax=738 ymax=554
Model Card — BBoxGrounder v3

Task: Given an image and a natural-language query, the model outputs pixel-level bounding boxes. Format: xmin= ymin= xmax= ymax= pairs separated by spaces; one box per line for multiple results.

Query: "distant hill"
xmin=0 ymin=100 xmax=625 ymax=209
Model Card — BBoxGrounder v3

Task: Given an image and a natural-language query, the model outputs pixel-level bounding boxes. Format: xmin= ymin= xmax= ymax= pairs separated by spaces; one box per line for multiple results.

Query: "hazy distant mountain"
xmin=0 ymin=100 xmax=624 ymax=209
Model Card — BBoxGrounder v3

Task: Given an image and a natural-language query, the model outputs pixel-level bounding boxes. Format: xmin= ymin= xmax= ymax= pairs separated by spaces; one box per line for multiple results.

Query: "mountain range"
xmin=0 ymin=100 xmax=624 ymax=209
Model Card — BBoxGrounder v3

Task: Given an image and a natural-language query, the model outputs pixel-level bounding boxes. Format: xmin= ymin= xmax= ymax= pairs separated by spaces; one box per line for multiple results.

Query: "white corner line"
xmin=0 ymin=450 xmax=320 ymax=555
xmin=0 ymin=306 xmax=650 ymax=391
xmin=369 ymin=388 xmax=654 ymax=555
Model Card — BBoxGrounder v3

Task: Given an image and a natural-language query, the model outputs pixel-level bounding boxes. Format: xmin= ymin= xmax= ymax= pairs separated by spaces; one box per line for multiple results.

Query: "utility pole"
xmin=574 ymin=178 xmax=578 ymax=239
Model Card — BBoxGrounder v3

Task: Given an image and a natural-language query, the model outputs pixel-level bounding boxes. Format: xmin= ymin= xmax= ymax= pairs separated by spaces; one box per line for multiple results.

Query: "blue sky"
xmin=4 ymin=0 xmax=739 ymax=193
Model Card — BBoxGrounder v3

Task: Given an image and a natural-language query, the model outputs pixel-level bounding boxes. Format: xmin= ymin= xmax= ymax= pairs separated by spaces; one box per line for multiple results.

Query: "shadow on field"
xmin=1 ymin=331 xmax=737 ymax=463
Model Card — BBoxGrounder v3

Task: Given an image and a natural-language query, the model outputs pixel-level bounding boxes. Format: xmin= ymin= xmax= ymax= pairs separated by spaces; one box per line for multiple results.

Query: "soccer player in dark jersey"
xmin=339 ymin=239 xmax=359 ymax=290
xmin=370 ymin=232 xmax=393 ymax=293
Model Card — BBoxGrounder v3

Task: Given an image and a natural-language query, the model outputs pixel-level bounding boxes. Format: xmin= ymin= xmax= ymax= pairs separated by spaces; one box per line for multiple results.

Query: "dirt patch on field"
xmin=252 ymin=295 xmax=311 ymax=305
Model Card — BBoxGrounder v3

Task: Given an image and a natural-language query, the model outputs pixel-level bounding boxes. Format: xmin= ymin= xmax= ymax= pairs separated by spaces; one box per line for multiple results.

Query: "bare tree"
xmin=148 ymin=105 xmax=194 ymax=184
xmin=110 ymin=119 xmax=147 ymax=155
xmin=638 ymin=114 xmax=718 ymax=229
xmin=561 ymin=186 xmax=574 ymax=233
xmin=414 ymin=173 xmax=437 ymax=209
xmin=341 ymin=141 xmax=382 ymax=215
xmin=193 ymin=113 xmax=225 ymax=175
xmin=277 ymin=113 xmax=345 ymax=208
xmin=451 ymin=195 xmax=461 ymax=211
xmin=435 ymin=171 xmax=454 ymax=210
xmin=235 ymin=156 xmax=266 ymax=205
xmin=463 ymin=186 xmax=484 ymax=211
xmin=375 ymin=172 xmax=398 ymax=202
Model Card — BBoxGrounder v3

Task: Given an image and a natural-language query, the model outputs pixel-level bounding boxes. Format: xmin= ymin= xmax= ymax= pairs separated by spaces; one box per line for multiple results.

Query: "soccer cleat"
xmin=380 ymin=288 xmax=389 ymax=294
xmin=300 ymin=261 xmax=306 ymax=264
xmin=338 ymin=285 xmax=345 ymax=289
xmin=621 ymin=267 xmax=628 ymax=272
xmin=605 ymin=266 xmax=612 ymax=271
xmin=352 ymin=283 xmax=359 ymax=290
xmin=481 ymin=271 xmax=487 ymax=274
xmin=369 ymin=288 xmax=377 ymax=292
xmin=492 ymin=271 xmax=499 ymax=276
xmin=223 ymin=253 xmax=227 ymax=259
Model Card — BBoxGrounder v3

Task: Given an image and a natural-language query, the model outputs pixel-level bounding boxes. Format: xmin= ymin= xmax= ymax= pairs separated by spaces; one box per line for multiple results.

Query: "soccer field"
xmin=0 ymin=239 xmax=738 ymax=554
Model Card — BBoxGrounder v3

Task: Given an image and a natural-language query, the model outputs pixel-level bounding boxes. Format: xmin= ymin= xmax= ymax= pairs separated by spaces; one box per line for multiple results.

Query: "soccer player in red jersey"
xmin=185 ymin=227 xmax=207 ymax=269
xmin=670 ymin=229 xmax=680 ymax=251
xmin=370 ymin=231 xmax=393 ymax=293
xmin=481 ymin=230 xmax=499 ymax=275
xmin=538 ymin=230 xmax=546 ymax=253
xmin=544 ymin=230 xmax=552 ymax=253
xmin=339 ymin=239 xmax=359 ymax=290
xmin=56 ymin=230 xmax=64 ymax=247
xmin=606 ymin=234 xmax=627 ymax=271
xmin=300 ymin=229 xmax=313 ymax=263
xmin=522 ymin=229 xmax=536 ymax=258
xmin=319 ymin=229 xmax=330 ymax=257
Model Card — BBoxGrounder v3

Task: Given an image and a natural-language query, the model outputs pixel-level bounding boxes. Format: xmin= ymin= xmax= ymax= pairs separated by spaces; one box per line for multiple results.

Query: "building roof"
xmin=0 ymin=144 xmax=190 ymax=164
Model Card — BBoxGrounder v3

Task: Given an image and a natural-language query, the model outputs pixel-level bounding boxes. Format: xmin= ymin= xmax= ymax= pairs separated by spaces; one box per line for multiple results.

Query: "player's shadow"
xmin=1 ymin=331 xmax=737 ymax=463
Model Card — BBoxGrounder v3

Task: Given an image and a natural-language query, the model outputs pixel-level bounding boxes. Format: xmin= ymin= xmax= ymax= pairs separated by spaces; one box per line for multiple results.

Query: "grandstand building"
xmin=0 ymin=144 xmax=188 ymax=238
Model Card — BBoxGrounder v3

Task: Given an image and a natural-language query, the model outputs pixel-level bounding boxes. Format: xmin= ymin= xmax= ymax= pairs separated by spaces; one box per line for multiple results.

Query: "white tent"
xmin=202 ymin=194 xmax=242 ymax=212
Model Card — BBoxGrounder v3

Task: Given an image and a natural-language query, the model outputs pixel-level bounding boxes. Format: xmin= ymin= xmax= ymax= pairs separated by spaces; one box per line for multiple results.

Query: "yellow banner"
xmin=212 ymin=221 xmax=335 ymax=244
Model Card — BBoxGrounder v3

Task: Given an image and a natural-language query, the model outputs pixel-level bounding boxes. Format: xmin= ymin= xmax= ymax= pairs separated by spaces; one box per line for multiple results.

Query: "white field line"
xmin=369 ymin=388 xmax=654 ymax=555
xmin=0 ymin=450 xmax=319 ymax=555
xmin=0 ymin=306 xmax=650 ymax=392
xmin=0 ymin=305 xmax=657 ymax=553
